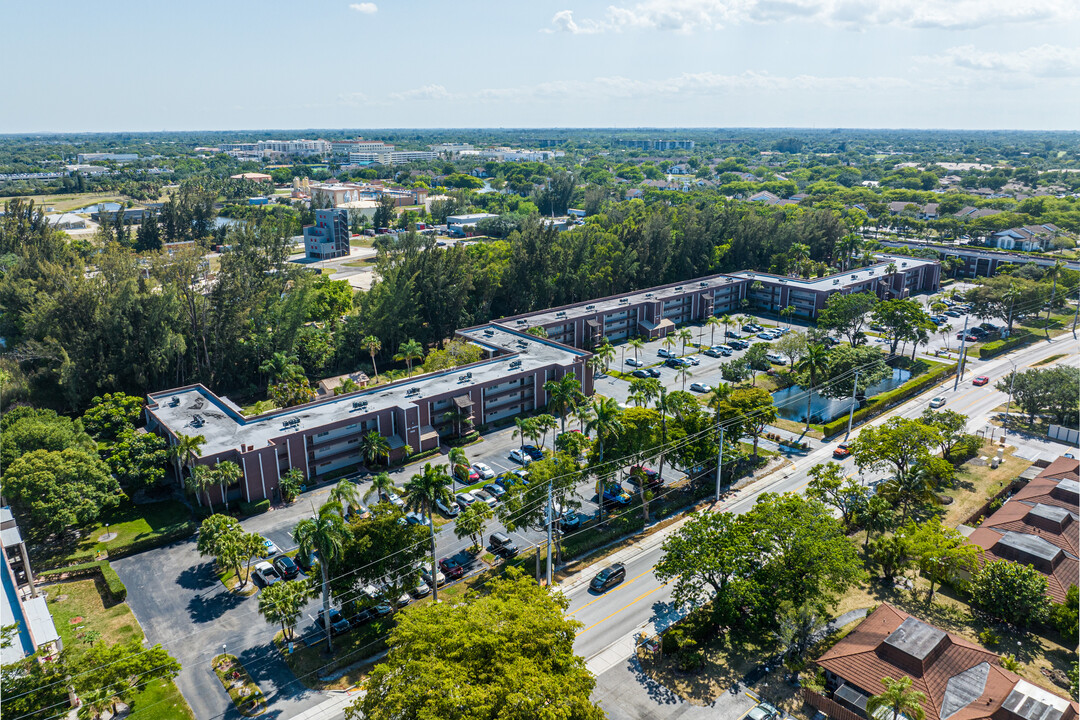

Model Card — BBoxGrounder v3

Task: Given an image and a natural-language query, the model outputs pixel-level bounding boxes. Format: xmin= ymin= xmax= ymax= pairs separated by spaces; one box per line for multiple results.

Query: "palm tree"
xmin=911 ymin=327 xmax=929 ymax=360
xmin=661 ymin=333 xmax=677 ymax=355
xmin=1003 ymin=281 xmax=1022 ymax=333
xmin=512 ymin=416 xmax=535 ymax=451
xmin=214 ymin=461 xmax=242 ymax=512
xmin=185 ymin=464 xmax=215 ymax=512
xmin=168 ymin=433 xmax=205 ymax=486
xmin=293 ymin=505 xmax=348 ymax=653
xmin=677 ymin=327 xmax=694 ymax=356
xmin=866 ymin=676 xmax=927 ymax=720
xmin=442 ymin=406 xmax=472 ymax=438
xmin=596 ymin=341 xmax=616 ymax=373
xmin=585 ymin=397 xmax=624 ymax=523
xmin=259 ymin=351 xmax=304 ymax=384
xmin=939 ymin=323 xmax=953 ymax=352
xmin=676 ymin=365 xmax=693 ymax=391
xmin=363 ymin=472 xmax=396 ymax=504
xmin=536 ymin=414 xmax=558 ymax=449
xmin=1044 ymin=259 xmax=1064 ymax=339
xmin=886 ymin=262 xmax=898 ymax=276
xmin=706 ymin=316 xmax=722 ymax=346
xmin=363 ymin=335 xmax=382 ymax=380
xmin=720 ymin=314 xmax=732 ymax=340
xmin=572 ymin=403 xmax=593 ymax=433
xmin=326 ymin=479 xmax=361 ymax=518
xmin=627 ymin=338 xmax=645 ymax=366
xmin=544 ymin=373 xmax=585 ymax=433
xmin=794 ymin=344 xmax=829 ymax=430
xmin=587 ymin=355 xmax=606 ymax=377
xmin=360 ymin=430 xmax=390 ymax=468
xmin=394 ymin=339 xmax=424 ymax=376
xmin=448 ymin=447 xmax=470 ymax=485
xmin=790 ymin=242 xmax=810 ymax=277
xmin=403 ymin=463 xmax=454 ymax=603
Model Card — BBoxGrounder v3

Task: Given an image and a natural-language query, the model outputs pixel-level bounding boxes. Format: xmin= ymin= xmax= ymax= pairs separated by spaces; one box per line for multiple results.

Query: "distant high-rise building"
xmin=614 ymin=139 xmax=695 ymax=150
xmin=304 ymin=208 xmax=350 ymax=260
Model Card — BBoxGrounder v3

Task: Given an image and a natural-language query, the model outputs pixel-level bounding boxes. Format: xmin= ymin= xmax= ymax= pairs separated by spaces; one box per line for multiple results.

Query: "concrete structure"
xmin=307 ymin=182 xmax=428 ymax=209
xmin=331 ymin=139 xmax=394 ymax=156
xmin=614 ymin=139 xmax=695 ymax=150
xmin=145 ymin=325 xmax=592 ymax=504
xmin=303 ymin=208 xmax=350 ymax=260
xmin=430 ymin=143 xmax=475 ymax=154
xmin=810 ymin=604 xmax=1077 ymax=720
xmin=1 ymin=508 xmax=61 ymax=664
xmin=46 ymin=212 xmax=87 ymax=230
xmin=446 ymin=213 xmax=500 ymax=236
xmin=966 ymin=457 xmax=1079 ymax=604
xmin=220 ymin=139 xmax=330 ymax=160
xmin=77 ymin=152 xmax=138 ymax=163
xmin=347 ymin=150 xmax=437 ymax=165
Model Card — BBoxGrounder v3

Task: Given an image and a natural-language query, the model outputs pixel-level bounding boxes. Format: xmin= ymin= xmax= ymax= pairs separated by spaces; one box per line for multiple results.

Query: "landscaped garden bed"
xmin=212 ymin=654 xmax=266 ymax=716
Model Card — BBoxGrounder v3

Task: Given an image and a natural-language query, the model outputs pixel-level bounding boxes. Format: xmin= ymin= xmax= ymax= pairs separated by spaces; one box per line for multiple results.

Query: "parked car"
xmin=456 ymin=465 xmax=480 ymax=483
xmin=627 ymin=465 xmax=662 ymax=490
xmin=253 ymin=561 xmax=281 ymax=587
xmin=744 ymin=701 xmax=782 ymax=720
xmin=944 ymin=310 xmax=962 ymax=318
xmin=632 ymin=368 xmax=651 ymax=378
xmin=590 ymin=563 xmax=626 ymax=592
xmin=602 ymin=483 xmax=632 ymax=507
xmin=626 ymin=357 xmax=644 ymax=367
xmin=273 ymin=555 xmax=300 ymax=580
xmin=726 ymin=331 xmax=744 ymax=340
xmin=646 ymin=367 xmax=662 ymax=378
xmin=757 ymin=331 xmax=774 ymax=340
xmin=349 ymin=603 xmax=392 ymax=626
xmin=729 ymin=339 xmax=750 ymax=350
xmin=560 ymin=509 xmax=583 ymax=530
xmin=472 ymin=462 xmax=495 ymax=480
xmin=435 ymin=497 xmax=460 ymax=517
xmin=684 ymin=355 xmax=701 ymax=366
xmin=439 ymin=558 xmax=465 ymax=580
xmin=409 ymin=580 xmax=431 ymax=598
xmin=509 ymin=448 xmax=532 ymax=465
xmin=743 ymin=323 xmax=763 ymax=333
xmin=261 ymin=537 xmax=280 ymax=556
xmin=317 ymin=608 xmax=351 ymax=636
xmin=295 ymin=549 xmax=319 ymax=573
xmin=522 ymin=445 xmax=544 ymax=461
xmin=972 ymin=375 xmax=990 ymax=386
xmin=657 ymin=348 xmax=675 ymax=359
xmin=689 ymin=382 xmax=712 ymax=393
xmin=455 ymin=491 xmax=479 ymax=510
xmin=483 ymin=482 xmax=507 ymax=499
xmin=665 ymin=358 xmax=686 ymax=369
xmin=832 ymin=443 xmax=851 ymax=460
xmin=473 ymin=489 xmax=498 ymax=508
xmin=929 ymin=396 xmax=947 ymax=408
xmin=511 ymin=468 xmax=530 ymax=483
xmin=704 ymin=347 xmax=724 ymax=358
xmin=765 ymin=353 xmax=786 ymax=365
xmin=405 ymin=511 xmax=431 ymax=526
xmin=380 ymin=489 xmax=405 ymax=508
xmin=420 ymin=566 xmax=446 ymax=587
xmin=489 ymin=531 xmax=519 ymax=558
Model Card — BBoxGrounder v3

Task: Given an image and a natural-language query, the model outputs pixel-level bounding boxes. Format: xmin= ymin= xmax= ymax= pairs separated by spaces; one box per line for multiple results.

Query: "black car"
xmin=317 ymin=608 xmax=351 ymax=636
xmin=522 ymin=445 xmax=544 ymax=461
xmin=590 ymin=563 xmax=626 ymax=592
xmin=347 ymin=601 xmax=393 ymax=626
xmin=632 ymin=369 xmax=650 ymax=378
xmin=646 ymin=367 xmax=661 ymax=378
xmin=489 ymin=531 xmax=519 ymax=558
xmin=273 ymin=555 xmax=300 ymax=580
xmin=295 ymin=549 xmax=319 ymax=573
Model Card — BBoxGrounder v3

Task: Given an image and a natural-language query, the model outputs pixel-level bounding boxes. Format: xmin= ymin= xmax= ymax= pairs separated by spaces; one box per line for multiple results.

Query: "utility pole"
xmin=546 ymin=481 xmax=553 ymax=588
xmin=953 ymin=314 xmax=970 ymax=391
xmin=1003 ymin=362 xmax=1017 ymax=440
xmin=1072 ymin=291 xmax=1079 ymax=339
xmin=714 ymin=426 xmax=725 ymax=502
xmin=845 ymin=369 xmax=860 ymax=440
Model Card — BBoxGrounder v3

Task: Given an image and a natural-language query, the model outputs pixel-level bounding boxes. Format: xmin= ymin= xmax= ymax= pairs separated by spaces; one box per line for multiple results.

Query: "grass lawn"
xmin=343 ymin=257 xmax=377 ymax=268
xmin=280 ymin=616 xmax=394 ymax=690
xmin=350 ymin=236 xmax=375 ymax=248
xmin=0 ymin=191 xmax=126 ymax=213
xmin=217 ymin=565 xmax=260 ymax=597
xmin=36 ymin=498 xmax=195 ymax=569
xmin=941 ymin=441 xmax=1033 ymax=526
xmin=212 ymin=654 xmax=266 ymax=716
xmin=771 ymin=417 xmax=825 ymax=440
xmin=46 ymin=578 xmax=194 ymax=720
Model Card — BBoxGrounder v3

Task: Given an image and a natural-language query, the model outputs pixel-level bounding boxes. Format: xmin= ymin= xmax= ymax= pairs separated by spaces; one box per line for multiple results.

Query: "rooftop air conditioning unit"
xmin=585 ymin=304 xmax=595 ymax=310
xmin=516 ymin=320 xmax=527 ymax=325
xmin=851 ymin=274 xmax=858 ymax=280
xmin=675 ymin=286 xmax=683 ymax=291
xmin=699 ymin=282 xmax=709 ymax=288
xmin=901 ymin=262 xmax=907 ymax=267
xmin=833 ymin=279 xmax=840 ymax=285
xmin=619 ymin=298 xmax=629 ymax=304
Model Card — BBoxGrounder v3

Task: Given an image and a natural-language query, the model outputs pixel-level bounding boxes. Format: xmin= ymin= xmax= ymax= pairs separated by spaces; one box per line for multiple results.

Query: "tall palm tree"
xmin=360 ymin=430 xmax=390 ymax=468
xmin=939 ymin=323 xmax=953 ymax=352
xmin=544 ymin=373 xmax=585 ymax=433
xmin=794 ymin=344 xmax=829 ymax=430
xmin=596 ymin=341 xmax=616 ymax=373
xmin=676 ymin=365 xmax=693 ymax=391
xmin=627 ymin=338 xmax=645 ymax=366
xmin=790 ymin=242 xmax=810 ymax=277
xmin=677 ymin=327 xmax=694 ymax=355
xmin=363 ymin=335 xmax=382 ymax=380
xmin=394 ymin=339 xmax=424 ymax=376
xmin=168 ymin=433 xmax=205 ymax=486
xmin=720 ymin=314 xmax=732 ymax=340
xmin=363 ymin=472 xmax=397 ymax=504
xmin=911 ymin=327 xmax=929 ymax=360
xmin=661 ymin=333 xmax=677 ymax=355
xmin=259 ymin=351 xmax=304 ymax=384
xmin=512 ymin=416 xmax=535 ymax=451
xmin=572 ymin=403 xmax=593 ymax=433
xmin=1002 ymin=281 xmax=1022 ymax=333
xmin=185 ymin=464 xmax=215 ymax=512
xmin=214 ymin=461 xmax=242 ymax=512
xmin=866 ymin=676 xmax=927 ymax=720
xmin=293 ymin=505 xmax=348 ymax=653
xmin=403 ymin=463 xmax=454 ymax=603
xmin=706 ymin=316 xmax=722 ymax=346
xmin=585 ymin=397 xmax=624 ymax=523
xmin=536 ymin=414 xmax=558 ymax=449
xmin=326 ymin=479 xmax=361 ymax=518
xmin=587 ymin=355 xmax=606 ymax=377
xmin=1044 ymin=259 xmax=1064 ymax=339
xmin=448 ymin=447 xmax=470 ymax=484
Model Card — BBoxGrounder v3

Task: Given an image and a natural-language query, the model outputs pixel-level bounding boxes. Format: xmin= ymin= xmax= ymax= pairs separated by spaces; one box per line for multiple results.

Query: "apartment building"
xmin=347 ymin=150 xmax=437 ymax=165
xmin=76 ymin=152 xmax=139 ymax=163
xmin=145 ymin=325 xmax=591 ymax=505
xmin=220 ymin=139 xmax=330 ymax=159
xmin=1 ymin=508 xmax=61 ymax=664
xmin=331 ymin=139 xmax=395 ymax=156
xmin=303 ymin=208 xmax=350 ymax=260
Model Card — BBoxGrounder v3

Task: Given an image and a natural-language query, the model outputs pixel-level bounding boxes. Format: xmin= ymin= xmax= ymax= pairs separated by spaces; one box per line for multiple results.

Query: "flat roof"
xmin=507 ymin=273 xmax=740 ymax=328
xmin=727 ymin=254 xmax=937 ymax=292
xmin=148 ymin=324 xmax=586 ymax=457
xmin=883 ymin=616 xmax=947 ymax=661
xmin=996 ymin=531 xmax=1062 ymax=563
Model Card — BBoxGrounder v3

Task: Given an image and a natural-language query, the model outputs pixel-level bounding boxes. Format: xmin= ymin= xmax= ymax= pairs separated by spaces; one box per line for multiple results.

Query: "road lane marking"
xmin=568 ymin=566 xmax=657 ymax=615
xmin=575 ymin=579 xmax=673 ymax=637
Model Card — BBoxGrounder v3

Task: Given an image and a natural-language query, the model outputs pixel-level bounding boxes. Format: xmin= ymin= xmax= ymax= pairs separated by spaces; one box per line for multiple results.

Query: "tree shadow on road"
xmin=177 ymin=562 xmax=219 ymax=591
xmin=238 ymin=643 xmax=321 ymax=705
xmin=187 ymin=588 xmax=244 ymax=624
xmin=624 ymin=654 xmax=681 ymax=707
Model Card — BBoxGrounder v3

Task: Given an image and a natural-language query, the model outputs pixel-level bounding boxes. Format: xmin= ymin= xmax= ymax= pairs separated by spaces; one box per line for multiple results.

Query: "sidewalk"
xmin=289 ymin=690 xmax=361 ymax=720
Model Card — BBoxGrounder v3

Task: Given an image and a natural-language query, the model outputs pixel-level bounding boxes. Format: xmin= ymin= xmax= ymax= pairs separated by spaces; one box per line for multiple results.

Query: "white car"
xmin=380 ymin=489 xmax=405 ymax=508
xmin=684 ymin=355 xmax=701 ymax=366
xmin=455 ymin=491 xmax=479 ymax=509
xmin=765 ymin=353 xmax=787 ymax=365
xmin=625 ymin=357 xmax=644 ymax=367
xmin=435 ymin=497 xmax=460 ymax=517
xmin=261 ymin=537 xmax=280 ymax=556
xmin=929 ymin=396 xmax=947 ymax=408
xmin=689 ymin=382 xmax=712 ymax=393
xmin=253 ymin=561 xmax=281 ymax=587
xmin=472 ymin=462 xmax=495 ymax=480
xmin=509 ymin=448 xmax=532 ymax=465
xmin=657 ymin=348 xmax=675 ymax=359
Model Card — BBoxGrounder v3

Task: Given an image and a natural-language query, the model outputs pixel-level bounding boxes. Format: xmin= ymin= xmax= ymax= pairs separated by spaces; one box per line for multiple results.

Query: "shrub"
xmin=677 ymin=648 xmax=705 ymax=672
xmin=948 ymin=434 xmax=982 ymax=465
xmin=979 ymin=331 xmax=1034 ymax=360
xmin=661 ymin=626 xmax=686 ymax=655
xmin=239 ymin=499 xmax=270 ymax=517
xmin=821 ymin=361 xmax=953 ymax=437
xmin=978 ymin=628 xmax=1001 ymax=646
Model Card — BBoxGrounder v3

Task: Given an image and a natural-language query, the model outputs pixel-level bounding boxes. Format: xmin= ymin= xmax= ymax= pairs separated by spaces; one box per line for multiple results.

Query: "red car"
xmin=832 ymin=443 xmax=851 ymax=459
xmin=972 ymin=376 xmax=989 ymax=386
xmin=439 ymin=558 xmax=464 ymax=580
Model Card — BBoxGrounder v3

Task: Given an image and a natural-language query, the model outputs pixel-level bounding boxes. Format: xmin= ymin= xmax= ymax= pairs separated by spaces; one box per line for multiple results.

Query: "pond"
xmin=771 ymin=368 xmax=912 ymax=424
xmin=213 ymin=216 xmax=245 ymax=229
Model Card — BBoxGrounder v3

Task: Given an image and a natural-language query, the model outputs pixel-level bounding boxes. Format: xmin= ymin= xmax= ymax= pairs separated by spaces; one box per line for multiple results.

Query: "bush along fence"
xmin=36 ymin=560 xmax=128 ymax=603
xmin=821 ymin=360 xmax=956 ymax=438
xmin=978 ymin=330 xmax=1035 ymax=360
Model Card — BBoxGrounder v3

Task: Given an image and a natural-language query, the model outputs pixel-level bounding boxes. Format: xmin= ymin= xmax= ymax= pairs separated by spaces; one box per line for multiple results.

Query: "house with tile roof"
xmin=965 ymin=457 xmax=1079 ymax=604
xmin=809 ymin=604 xmax=1077 ymax=720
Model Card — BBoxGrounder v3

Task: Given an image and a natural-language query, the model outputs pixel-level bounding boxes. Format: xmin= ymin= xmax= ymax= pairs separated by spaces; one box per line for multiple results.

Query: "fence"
xmin=1048 ymin=425 xmax=1080 ymax=446
xmin=802 ymin=689 xmax=864 ymax=720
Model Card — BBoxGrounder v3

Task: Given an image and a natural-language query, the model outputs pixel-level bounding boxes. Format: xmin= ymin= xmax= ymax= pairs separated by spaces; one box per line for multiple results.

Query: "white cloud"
xmin=349 ymin=3 xmax=378 ymax=14
xmin=937 ymin=44 xmax=1080 ymax=78
xmin=548 ymin=0 xmax=1078 ymax=33
xmin=388 ymin=84 xmax=451 ymax=102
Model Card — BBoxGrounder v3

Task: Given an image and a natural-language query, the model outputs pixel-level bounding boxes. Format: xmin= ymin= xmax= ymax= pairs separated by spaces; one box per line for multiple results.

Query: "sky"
xmin=3 ymin=0 xmax=1079 ymax=132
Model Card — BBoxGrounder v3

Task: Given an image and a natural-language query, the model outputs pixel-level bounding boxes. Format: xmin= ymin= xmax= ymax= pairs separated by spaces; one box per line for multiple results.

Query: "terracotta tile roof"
xmin=967 ymin=524 xmax=1078 ymax=604
xmin=1036 ymin=458 xmax=1080 ymax=483
xmin=978 ymin=502 xmax=1079 ymax=557
xmin=1013 ymin=477 xmax=1080 ymax=514
xmin=815 ymin=605 xmax=1077 ymax=720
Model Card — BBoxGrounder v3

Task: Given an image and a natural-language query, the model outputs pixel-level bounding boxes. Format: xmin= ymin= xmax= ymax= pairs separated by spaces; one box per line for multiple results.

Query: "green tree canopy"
xmin=1 ymin=447 xmax=123 ymax=534
xmin=970 ymin=559 xmax=1051 ymax=627
xmin=818 ymin=291 xmax=879 ymax=346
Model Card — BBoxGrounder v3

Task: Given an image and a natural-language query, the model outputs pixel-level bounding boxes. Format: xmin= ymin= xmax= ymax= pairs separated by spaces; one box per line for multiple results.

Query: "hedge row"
xmin=821 ymin=361 xmax=955 ymax=438
xmin=978 ymin=331 xmax=1034 ymax=360
xmin=239 ymin=499 xmax=271 ymax=517
xmin=37 ymin=560 xmax=128 ymax=603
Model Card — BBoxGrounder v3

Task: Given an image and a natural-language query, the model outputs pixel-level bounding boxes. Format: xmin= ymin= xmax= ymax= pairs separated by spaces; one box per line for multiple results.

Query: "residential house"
xmin=988 ymin=224 xmax=1060 ymax=252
